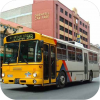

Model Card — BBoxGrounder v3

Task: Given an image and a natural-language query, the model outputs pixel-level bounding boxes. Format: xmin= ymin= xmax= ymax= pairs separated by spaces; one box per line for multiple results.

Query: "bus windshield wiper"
xmin=7 ymin=56 xmax=17 ymax=64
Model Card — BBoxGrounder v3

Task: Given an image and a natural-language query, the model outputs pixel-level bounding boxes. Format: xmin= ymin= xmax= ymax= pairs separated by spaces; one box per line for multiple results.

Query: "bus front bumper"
xmin=2 ymin=78 xmax=43 ymax=85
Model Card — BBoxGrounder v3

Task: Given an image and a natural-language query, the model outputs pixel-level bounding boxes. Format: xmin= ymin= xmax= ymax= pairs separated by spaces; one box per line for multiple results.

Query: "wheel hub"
xmin=60 ymin=76 xmax=65 ymax=84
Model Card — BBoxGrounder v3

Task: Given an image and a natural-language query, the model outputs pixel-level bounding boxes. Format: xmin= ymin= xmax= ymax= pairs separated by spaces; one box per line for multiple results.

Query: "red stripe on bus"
xmin=62 ymin=60 xmax=72 ymax=82
xmin=54 ymin=39 xmax=57 ymax=45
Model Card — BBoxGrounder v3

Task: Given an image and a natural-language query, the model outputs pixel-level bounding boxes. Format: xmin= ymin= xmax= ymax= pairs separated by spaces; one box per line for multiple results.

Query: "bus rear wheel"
xmin=57 ymin=71 xmax=66 ymax=88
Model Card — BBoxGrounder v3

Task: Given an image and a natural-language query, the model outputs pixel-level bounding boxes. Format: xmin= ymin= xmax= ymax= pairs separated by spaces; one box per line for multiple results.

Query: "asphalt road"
xmin=0 ymin=77 xmax=100 ymax=100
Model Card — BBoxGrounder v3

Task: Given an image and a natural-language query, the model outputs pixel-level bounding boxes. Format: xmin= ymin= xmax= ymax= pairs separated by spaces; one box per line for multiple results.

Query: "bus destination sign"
xmin=7 ymin=33 xmax=35 ymax=42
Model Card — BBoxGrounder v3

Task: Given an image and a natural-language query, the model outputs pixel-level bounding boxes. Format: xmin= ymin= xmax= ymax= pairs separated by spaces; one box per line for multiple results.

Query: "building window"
xmin=80 ymin=21 xmax=82 ymax=25
xmin=65 ymin=28 xmax=68 ymax=33
xmin=76 ymin=26 xmax=78 ymax=30
xmin=80 ymin=28 xmax=82 ymax=32
xmin=74 ymin=32 xmax=76 ymax=36
xmin=83 ymin=30 xmax=85 ymax=34
xmin=87 ymin=45 xmax=88 ymax=48
xmin=83 ymin=23 xmax=84 ymax=27
xmin=69 ymin=38 xmax=72 ymax=41
xmin=65 ymin=37 xmax=68 ymax=41
xmin=69 ymin=30 xmax=72 ymax=35
xmin=60 ymin=25 xmax=64 ymax=31
xmin=81 ymin=36 xmax=83 ymax=39
xmin=65 ymin=19 xmax=68 ymax=25
xmin=85 ymin=25 xmax=87 ymax=28
xmin=74 ymin=24 xmax=75 ymax=29
xmin=60 ymin=8 xmax=63 ymax=13
xmin=60 ymin=16 xmax=64 ymax=22
xmin=69 ymin=14 xmax=72 ymax=18
xmin=69 ymin=22 xmax=72 ymax=27
xmin=65 ymin=11 xmax=68 ymax=16
xmin=83 ymin=37 xmax=85 ymax=41
xmin=60 ymin=35 xmax=64 ymax=40
xmin=76 ymin=33 xmax=77 ymax=37
xmin=83 ymin=44 xmax=85 ymax=48
xmin=86 ymin=32 xmax=87 ymax=35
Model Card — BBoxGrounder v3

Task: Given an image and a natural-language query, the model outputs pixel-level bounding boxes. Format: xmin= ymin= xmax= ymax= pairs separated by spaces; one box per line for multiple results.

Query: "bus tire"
xmin=89 ymin=72 xmax=93 ymax=83
xmin=57 ymin=71 xmax=66 ymax=88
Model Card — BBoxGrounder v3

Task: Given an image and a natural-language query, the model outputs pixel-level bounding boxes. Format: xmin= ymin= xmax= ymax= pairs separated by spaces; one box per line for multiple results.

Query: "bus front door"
xmin=84 ymin=53 xmax=88 ymax=80
xmin=43 ymin=44 xmax=56 ymax=85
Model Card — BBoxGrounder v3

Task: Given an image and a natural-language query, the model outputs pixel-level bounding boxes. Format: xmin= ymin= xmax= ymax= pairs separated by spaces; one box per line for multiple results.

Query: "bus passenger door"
xmin=43 ymin=44 xmax=49 ymax=84
xmin=50 ymin=45 xmax=56 ymax=83
xmin=84 ymin=53 xmax=88 ymax=80
xmin=43 ymin=44 xmax=56 ymax=84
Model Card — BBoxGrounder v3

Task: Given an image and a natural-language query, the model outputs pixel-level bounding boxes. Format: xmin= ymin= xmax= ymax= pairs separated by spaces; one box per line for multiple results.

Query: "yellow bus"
xmin=2 ymin=32 xmax=99 ymax=88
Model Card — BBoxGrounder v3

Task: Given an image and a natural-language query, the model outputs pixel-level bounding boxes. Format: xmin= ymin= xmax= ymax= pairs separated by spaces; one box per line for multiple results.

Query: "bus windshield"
xmin=4 ymin=42 xmax=19 ymax=64
xmin=3 ymin=40 xmax=42 ymax=64
xmin=18 ymin=40 xmax=42 ymax=63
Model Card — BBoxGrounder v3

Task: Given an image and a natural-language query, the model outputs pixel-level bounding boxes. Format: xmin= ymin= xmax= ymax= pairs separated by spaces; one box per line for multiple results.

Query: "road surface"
xmin=0 ymin=77 xmax=99 ymax=99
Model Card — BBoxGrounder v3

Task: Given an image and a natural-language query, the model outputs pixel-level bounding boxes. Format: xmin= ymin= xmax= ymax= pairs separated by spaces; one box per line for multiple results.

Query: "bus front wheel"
xmin=57 ymin=71 xmax=66 ymax=88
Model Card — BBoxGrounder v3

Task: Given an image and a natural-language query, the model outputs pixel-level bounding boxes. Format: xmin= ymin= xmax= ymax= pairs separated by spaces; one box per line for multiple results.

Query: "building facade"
xmin=32 ymin=0 xmax=90 ymax=48
xmin=0 ymin=4 xmax=32 ymax=28
xmin=1 ymin=0 xmax=90 ymax=48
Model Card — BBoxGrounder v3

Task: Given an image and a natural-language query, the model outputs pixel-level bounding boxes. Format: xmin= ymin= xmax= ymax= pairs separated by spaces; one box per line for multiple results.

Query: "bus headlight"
xmin=2 ymin=73 xmax=5 ymax=77
xmin=33 ymin=73 xmax=37 ymax=77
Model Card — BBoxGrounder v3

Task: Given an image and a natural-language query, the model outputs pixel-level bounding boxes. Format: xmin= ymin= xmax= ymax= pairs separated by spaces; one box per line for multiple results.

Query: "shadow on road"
xmin=6 ymin=81 xmax=98 ymax=92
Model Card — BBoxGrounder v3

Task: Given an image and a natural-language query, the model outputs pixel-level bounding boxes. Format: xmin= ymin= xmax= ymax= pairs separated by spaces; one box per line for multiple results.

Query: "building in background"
xmin=32 ymin=0 xmax=90 ymax=48
xmin=0 ymin=0 xmax=90 ymax=48
xmin=0 ymin=4 xmax=32 ymax=28
xmin=90 ymin=43 xmax=100 ymax=67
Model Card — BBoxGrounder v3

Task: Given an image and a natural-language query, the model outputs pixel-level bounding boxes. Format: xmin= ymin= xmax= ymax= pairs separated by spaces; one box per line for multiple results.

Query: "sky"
xmin=0 ymin=0 xmax=100 ymax=46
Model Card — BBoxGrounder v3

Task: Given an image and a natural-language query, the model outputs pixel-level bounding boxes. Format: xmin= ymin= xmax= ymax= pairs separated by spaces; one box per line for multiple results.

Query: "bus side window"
xmin=57 ymin=48 xmax=62 ymax=59
xmin=57 ymin=43 xmax=67 ymax=60
xmin=89 ymin=52 xmax=97 ymax=64
xmin=89 ymin=52 xmax=93 ymax=63
xmin=94 ymin=54 xmax=97 ymax=64
xmin=68 ymin=46 xmax=75 ymax=61
xmin=76 ymin=48 xmax=83 ymax=61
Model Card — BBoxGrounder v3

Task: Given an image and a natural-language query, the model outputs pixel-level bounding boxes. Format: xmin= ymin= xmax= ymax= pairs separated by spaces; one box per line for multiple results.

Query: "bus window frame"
xmin=57 ymin=43 xmax=67 ymax=60
xmin=67 ymin=45 xmax=75 ymax=61
xmin=88 ymin=52 xmax=98 ymax=64
xmin=76 ymin=48 xmax=83 ymax=62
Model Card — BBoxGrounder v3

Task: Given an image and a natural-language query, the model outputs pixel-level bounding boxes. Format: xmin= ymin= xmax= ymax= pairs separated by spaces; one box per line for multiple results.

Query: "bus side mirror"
xmin=40 ymin=40 xmax=44 ymax=48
